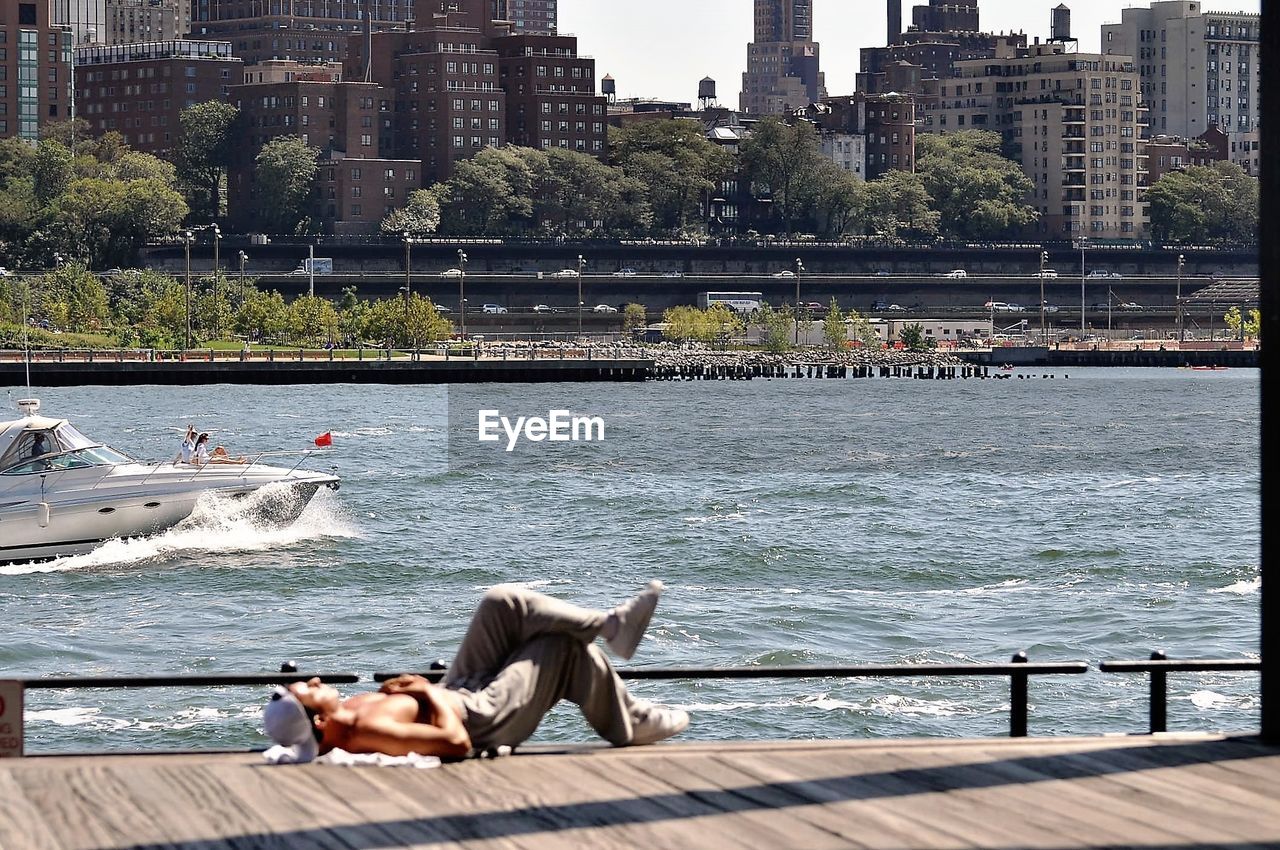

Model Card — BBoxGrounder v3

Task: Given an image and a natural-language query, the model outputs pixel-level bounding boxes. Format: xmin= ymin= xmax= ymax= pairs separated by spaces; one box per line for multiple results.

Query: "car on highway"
xmin=943 ymin=269 xmax=968 ymax=278
xmin=1119 ymin=301 xmax=1143 ymax=311
xmin=1086 ymin=269 xmax=1123 ymax=279
xmin=662 ymin=270 xmax=683 ymax=278
xmin=481 ymin=304 xmax=508 ymax=314
xmin=1006 ymin=303 xmax=1025 ymax=312
xmin=0 ymin=267 xmax=9 ymax=277
xmin=1041 ymin=303 xmax=1060 ymax=313
xmin=550 ymin=269 xmax=580 ymax=278
xmin=593 ymin=304 xmax=619 ymax=313
xmin=802 ymin=302 xmax=824 ymax=311
xmin=440 ymin=268 xmax=463 ymax=278
xmin=874 ymin=269 xmax=892 ymax=276
xmin=532 ymin=304 xmax=552 ymax=313
xmin=612 ymin=268 xmax=637 ymax=277
xmin=772 ymin=270 xmax=796 ymax=278
xmin=984 ymin=301 xmax=1011 ymax=312
xmin=1035 ymin=269 xmax=1059 ymax=278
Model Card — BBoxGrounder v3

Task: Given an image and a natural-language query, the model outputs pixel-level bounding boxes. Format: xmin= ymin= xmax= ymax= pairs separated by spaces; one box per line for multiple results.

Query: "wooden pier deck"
xmin=2 ymin=733 xmax=1278 ymax=849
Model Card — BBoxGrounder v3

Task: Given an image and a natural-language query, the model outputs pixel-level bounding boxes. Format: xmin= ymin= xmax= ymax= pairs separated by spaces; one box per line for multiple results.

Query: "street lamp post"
xmin=577 ymin=254 xmax=586 ymax=337
xmin=1079 ymin=237 xmax=1087 ymax=338
xmin=183 ymin=229 xmax=193 ymax=351
xmin=211 ymin=224 xmax=221 ymax=339
xmin=1039 ymin=249 xmax=1048 ymax=343
xmin=458 ymin=248 xmax=468 ymax=338
xmin=1176 ymin=253 xmax=1185 ymax=344
xmin=1107 ymin=287 xmax=1114 ymax=336
xmin=238 ymin=250 xmax=248 ymax=287
xmin=399 ymin=284 xmax=410 ymax=354
xmin=794 ymin=257 xmax=804 ymax=345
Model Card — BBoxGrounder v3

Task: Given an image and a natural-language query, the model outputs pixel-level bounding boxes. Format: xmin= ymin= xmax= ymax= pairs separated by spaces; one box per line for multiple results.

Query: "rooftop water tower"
xmin=602 ymin=73 xmax=616 ymax=104
xmin=698 ymin=76 xmax=717 ymax=110
xmin=1049 ymin=4 xmax=1076 ymax=44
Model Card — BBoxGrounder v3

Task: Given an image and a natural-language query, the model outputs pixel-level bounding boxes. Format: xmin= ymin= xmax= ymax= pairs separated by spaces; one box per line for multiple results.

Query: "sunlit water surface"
xmin=0 ymin=368 xmax=1259 ymax=752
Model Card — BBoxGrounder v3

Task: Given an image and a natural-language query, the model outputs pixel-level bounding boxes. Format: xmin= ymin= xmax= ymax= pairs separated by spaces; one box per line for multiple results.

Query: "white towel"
xmin=262 ymin=745 xmax=441 ymax=768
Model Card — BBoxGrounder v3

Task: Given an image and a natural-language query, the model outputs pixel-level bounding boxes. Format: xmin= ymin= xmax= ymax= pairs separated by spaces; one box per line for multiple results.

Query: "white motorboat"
xmin=0 ymin=399 xmax=340 ymax=565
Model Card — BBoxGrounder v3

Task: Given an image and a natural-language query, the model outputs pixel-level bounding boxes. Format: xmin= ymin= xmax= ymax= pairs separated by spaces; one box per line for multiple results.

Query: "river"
xmin=0 ymin=367 xmax=1260 ymax=752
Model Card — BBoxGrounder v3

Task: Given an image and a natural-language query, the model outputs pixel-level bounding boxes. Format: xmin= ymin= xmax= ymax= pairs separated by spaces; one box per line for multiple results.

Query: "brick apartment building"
xmin=494 ymin=32 xmax=606 ymax=156
xmin=74 ymin=39 xmax=239 ymax=155
xmin=190 ymin=0 xmax=411 ymax=66
xmin=229 ymin=76 xmax=418 ymax=231
xmin=1145 ymin=126 xmax=1227 ymax=184
xmin=799 ymin=92 xmax=916 ymax=180
xmin=0 ymin=1 xmax=73 ymax=141
xmin=933 ymin=42 xmax=1150 ymax=238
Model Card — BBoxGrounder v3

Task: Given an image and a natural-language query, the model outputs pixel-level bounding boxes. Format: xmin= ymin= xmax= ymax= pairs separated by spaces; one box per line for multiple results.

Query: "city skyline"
xmin=560 ymin=0 xmax=1261 ymax=105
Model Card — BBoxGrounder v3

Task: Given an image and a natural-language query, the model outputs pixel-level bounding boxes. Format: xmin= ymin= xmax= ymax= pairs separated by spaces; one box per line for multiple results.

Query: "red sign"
xmin=0 ymin=681 xmax=22 ymax=758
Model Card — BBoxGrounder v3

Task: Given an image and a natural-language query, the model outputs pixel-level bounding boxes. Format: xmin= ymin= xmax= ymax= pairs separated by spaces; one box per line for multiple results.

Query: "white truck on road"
xmin=292 ymin=257 xmax=334 ymax=275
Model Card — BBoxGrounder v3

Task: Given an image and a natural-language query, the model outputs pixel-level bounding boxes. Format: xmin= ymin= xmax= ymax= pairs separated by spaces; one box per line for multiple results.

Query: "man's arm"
xmin=343 ymin=713 xmax=471 ymax=759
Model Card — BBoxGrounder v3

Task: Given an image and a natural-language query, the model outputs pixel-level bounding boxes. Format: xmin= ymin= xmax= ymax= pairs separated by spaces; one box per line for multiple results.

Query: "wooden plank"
xmin=952 ymin=743 xmax=1273 ymax=847
xmin=0 ymin=769 xmax=66 ymax=850
xmin=715 ymin=748 xmax=982 ymax=850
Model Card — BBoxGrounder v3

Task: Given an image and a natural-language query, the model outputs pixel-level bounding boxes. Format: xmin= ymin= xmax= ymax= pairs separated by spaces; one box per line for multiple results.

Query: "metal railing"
xmin=1099 ymin=651 xmax=1261 ymax=734
xmin=4 ymin=652 xmax=1089 ymax=758
xmin=376 ymin=651 xmax=1087 ymax=738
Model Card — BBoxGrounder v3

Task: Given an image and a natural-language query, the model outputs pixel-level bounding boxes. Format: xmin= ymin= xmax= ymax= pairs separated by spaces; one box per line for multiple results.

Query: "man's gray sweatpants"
xmin=444 ymin=584 xmax=643 ymax=751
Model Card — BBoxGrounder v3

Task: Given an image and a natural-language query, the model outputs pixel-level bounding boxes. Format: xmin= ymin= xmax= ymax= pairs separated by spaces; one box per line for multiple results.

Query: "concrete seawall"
xmin=958 ymin=347 xmax=1259 ymax=368
xmin=1 ymin=358 xmax=652 ymax=386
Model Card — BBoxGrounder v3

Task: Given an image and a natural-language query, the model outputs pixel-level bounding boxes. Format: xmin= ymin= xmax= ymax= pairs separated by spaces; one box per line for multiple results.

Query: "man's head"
xmin=262 ymin=678 xmax=340 ymax=763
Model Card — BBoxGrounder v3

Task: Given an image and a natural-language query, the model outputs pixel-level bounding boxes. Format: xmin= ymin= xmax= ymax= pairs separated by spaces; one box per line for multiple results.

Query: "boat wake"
xmin=0 ymin=485 xmax=358 ymax=575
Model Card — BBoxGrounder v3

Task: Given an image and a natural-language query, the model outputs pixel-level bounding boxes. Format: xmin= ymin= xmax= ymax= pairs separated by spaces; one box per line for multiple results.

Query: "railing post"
xmin=0 ymin=679 xmax=24 ymax=757
xmin=1010 ymin=650 xmax=1028 ymax=737
xmin=1150 ymin=649 xmax=1168 ymax=733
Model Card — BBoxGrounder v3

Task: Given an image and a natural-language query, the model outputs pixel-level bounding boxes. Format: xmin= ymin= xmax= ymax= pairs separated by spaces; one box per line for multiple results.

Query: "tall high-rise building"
xmin=911 ymin=0 xmax=978 ymax=33
xmin=0 ymin=1 xmax=74 ymax=140
xmin=740 ymin=0 xmax=825 ymax=115
xmin=1102 ymin=0 xmax=1260 ymax=138
xmin=932 ymin=43 xmax=1149 ymax=238
xmin=493 ymin=0 xmax=555 ymax=33
xmin=51 ymin=0 xmax=106 ymax=44
xmin=105 ymin=0 xmax=188 ymax=45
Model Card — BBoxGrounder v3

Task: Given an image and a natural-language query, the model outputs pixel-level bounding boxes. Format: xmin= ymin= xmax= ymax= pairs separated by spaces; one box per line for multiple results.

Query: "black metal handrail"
xmin=375 ymin=652 xmax=1090 ymax=738
xmin=20 ymin=673 xmax=361 ymax=689
xmin=1099 ymin=651 xmax=1261 ymax=734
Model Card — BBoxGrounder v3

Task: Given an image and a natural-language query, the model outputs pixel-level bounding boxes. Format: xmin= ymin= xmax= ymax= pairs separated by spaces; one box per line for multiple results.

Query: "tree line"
xmin=0 ymin=267 xmax=451 ymax=351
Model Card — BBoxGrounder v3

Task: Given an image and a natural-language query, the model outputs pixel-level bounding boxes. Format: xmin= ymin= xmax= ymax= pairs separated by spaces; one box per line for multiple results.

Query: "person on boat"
xmin=262 ymin=582 xmax=688 ymax=763
xmin=178 ymin=425 xmax=197 ymax=464
xmin=194 ymin=432 xmax=246 ymax=465
xmin=29 ymin=433 xmax=53 ymax=459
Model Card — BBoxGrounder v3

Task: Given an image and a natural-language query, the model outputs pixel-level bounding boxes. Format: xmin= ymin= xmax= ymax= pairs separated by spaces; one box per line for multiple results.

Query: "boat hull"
xmin=0 ymin=474 xmax=337 ymax=566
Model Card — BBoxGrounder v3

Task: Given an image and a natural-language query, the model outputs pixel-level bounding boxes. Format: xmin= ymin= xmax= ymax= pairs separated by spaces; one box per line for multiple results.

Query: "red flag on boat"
xmin=314 ymin=431 xmax=333 ymax=447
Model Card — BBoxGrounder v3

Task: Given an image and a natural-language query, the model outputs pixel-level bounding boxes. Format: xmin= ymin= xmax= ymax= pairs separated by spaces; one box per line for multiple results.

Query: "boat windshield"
xmin=0 ymin=445 xmax=133 ymax=475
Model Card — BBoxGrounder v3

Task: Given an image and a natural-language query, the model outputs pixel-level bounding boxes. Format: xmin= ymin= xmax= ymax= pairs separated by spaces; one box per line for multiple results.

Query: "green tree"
xmin=738 ymin=118 xmax=825 ymax=235
xmin=254 ymin=137 xmax=320 ymax=233
xmin=822 ymin=299 xmax=847 ymax=350
xmin=899 ymin=323 xmax=926 ymax=351
xmin=177 ymin=102 xmax=240 ymax=221
xmin=381 ymin=189 xmax=443 ymax=237
xmin=814 ymin=161 xmax=867 ymax=237
xmin=29 ymin=263 xmax=110 ymax=333
xmin=756 ymin=302 xmax=793 ymax=353
xmin=1246 ymin=308 xmax=1261 ymax=339
xmin=44 ymin=175 xmax=187 ymax=268
xmin=435 ymin=147 xmax=536 ymax=235
xmin=915 ymin=131 xmax=1038 ymax=239
xmin=361 ymin=294 xmax=452 ymax=347
xmin=864 ymin=170 xmax=940 ymax=239
xmin=235 ymin=288 xmax=288 ymax=343
xmin=1147 ymin=161 xmax=1259 ymax=244
xmin=530 ymin=148 xmax=652 ymax=236
xmin=622 ymin=303 xmax=647 ymax=335
xmin=610 ymin=120 xmax=734 ymax=234
xmin=33 ymin=140 xmax=74 ymax=207
xmin=846 ymin=308 xmax=880 ymax=349
xmin=661 ymin=305 xmax=703 ymax=343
